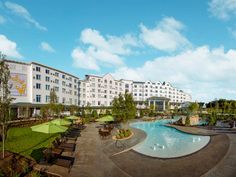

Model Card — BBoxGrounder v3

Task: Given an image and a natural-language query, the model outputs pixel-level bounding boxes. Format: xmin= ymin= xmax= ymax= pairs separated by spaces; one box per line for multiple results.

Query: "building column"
xmin=17 ymin=107 xmax=20 ymax=119
xmin=153 ymin=101 xmax=156 ymax=111
xmin=33 ymin=108 xmax=37 ymax=117
xmin=26 ymin=106 xmax=29 ymax=118
xmin=163 ymin=100 xmax=165 ymax=111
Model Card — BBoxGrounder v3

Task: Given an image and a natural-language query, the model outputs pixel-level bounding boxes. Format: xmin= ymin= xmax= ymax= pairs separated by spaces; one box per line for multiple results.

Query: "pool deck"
xmin=67 ymin=121 xmax=236 ymax=177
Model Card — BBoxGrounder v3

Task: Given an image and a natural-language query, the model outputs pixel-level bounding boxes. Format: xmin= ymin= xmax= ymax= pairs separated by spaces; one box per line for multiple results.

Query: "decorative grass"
xmin=0 ymin=127 xmax=60 ymax=161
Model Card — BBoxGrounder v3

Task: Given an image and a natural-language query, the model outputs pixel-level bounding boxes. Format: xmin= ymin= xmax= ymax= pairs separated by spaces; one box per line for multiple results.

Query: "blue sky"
xmin=1 ymin=0 xmax=236 ymax=102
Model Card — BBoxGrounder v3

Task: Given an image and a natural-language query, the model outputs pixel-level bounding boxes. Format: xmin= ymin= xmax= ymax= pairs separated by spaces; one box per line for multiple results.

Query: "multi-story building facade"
xmin=79 ymin=75 xmax=191 ymax=108
xmin=5 ymin=59 xmax=79 ymax=118
xmin=132 ymin=81 xmax=191 ymax=104
xmin=79 ymin=74 xmax=125 ymax=107
xmin=3 ymin=59 xmax=191 ymax=117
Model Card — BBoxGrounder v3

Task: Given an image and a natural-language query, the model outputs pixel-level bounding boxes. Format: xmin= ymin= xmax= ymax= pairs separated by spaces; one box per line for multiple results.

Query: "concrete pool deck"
xmin=69 ymin=122 xmax=235 ymax=177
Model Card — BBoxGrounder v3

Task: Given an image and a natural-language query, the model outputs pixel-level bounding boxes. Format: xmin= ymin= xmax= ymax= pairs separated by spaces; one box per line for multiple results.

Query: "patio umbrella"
xmin=65 ymin=115 xmax=79 ymax=120
xmin=31 ymin=122 xmax=68 ymax=134
xmin=96 ymin=115 xmax=114 ymax=122
xmin=51 ymin=118 xmax=72 ymax=126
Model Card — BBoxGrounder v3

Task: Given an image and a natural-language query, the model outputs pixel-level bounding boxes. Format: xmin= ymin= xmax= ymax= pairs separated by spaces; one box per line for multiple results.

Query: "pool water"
xmin=130 ymin=120 xmax=210 ymax=158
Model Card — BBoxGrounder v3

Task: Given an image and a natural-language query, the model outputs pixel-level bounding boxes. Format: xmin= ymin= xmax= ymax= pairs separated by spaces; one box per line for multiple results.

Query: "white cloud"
xmin=0 ymin=34 xmax=22 ymax=59
xmin=4 ymin=1 xmax=47 ymax=31
xmin=72 ymin=28 xmax=138 ymax=70
xmin=40 ymin=42 xmax=55 ymax=53
xmin=139 ymin=17 xmax=190 ymax=52
xmin=71 ymin=47 xmax=99 ymax=71
xmin=209 ymin=0 xmax=236 ymax=20
xmin=112 ymin=46 xmax=236 ymax=102
xmin=0 ymin=15 xmax=6 ymax=24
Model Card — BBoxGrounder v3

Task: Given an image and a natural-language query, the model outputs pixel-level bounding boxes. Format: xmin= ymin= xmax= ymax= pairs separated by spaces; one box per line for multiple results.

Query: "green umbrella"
xmin=51 ymin=119 xmax=71 ymax=126
xmin=31 ymin=122 xmax=68 ymax=134
xmin=96 ymin=115 xmax=114 ymax=122
xmin=65 ymin=115 xmax=79 ymax=120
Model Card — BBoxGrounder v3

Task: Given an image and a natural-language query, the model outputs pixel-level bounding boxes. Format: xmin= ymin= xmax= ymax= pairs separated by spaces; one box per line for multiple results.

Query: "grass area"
xmin=0 ymin=126 xmax=60 ymax=162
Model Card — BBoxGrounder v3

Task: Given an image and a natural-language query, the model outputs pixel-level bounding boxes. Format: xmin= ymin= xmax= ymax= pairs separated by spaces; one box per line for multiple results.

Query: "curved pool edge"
xmin=130 ymin=136 xmax=212 ymax=160
xmin=112 ymin=125 xmax=148 ymax=156
xmin=130 ymin=120 xmax=211 ymax=159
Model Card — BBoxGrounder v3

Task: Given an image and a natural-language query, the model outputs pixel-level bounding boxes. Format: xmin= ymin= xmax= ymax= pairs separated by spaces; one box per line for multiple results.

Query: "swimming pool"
xmin=130 ymin=120 xmax=210 ymax=158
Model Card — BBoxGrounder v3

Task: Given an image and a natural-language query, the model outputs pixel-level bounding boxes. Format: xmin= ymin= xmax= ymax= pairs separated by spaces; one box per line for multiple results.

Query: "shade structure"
xmin=96 ymin=115 xmax=114 ymax=122
xmin=65 ymin=115 xmax=79 ymax=120
xmin=51 ymin=119 xmax=72 ymax=126
xmin=31 ymin=122 xmax=68 ymax=134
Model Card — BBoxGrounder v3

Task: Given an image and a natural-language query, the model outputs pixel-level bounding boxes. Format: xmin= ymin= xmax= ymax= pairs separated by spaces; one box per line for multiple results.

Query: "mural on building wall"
xmin=9 ymin=73 xmax=27 ymax=96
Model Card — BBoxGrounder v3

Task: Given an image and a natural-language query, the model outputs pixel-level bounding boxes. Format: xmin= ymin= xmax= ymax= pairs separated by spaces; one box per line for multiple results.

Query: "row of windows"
xmin=34 ymin=83 xmax=78 ymax=96
xmin=35 ymin=75 xmax=77 ymax=89
xmin=88 ymin=78 xmax=122 ymax=86
xmin=35 ymin=94 xmax=77 ymax=104
xmin=34 ymin=66 xmax=78 ymax=83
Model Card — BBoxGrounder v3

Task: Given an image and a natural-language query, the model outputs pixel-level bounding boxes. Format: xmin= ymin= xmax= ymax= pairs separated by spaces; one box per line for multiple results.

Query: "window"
xmin=54 ymin=86 xmax=59 ymax=92
xmin=55 ymin=79 xmax=59 ymax=84
xmin=45 ymin=76 xmax=50 ymax=82
xmin=45 ymin=85 xmax=50 ymax=90
xmin=62 ymin=88 xmax=66 ymax=93
xmin=74 ymin=79 xmax=77 ymax=83
xmin=36 ymin=95 xmax=41 ymax=102
xmin=36 ymin=74 xmax=41 ymax=80
xmin=62 ymin=97 xmax=66 ymax=103
xmin=36 ymin=83 xmax=41 ymax=89
xmin=55 ymin=72 xmax=59 ymax=77
xmin=46 ymin=95 xmax=50 ymax=103
xmin=62 ymin=81 xmax=66 ymax=86
xmin=45 ymin=69 xmax=50 ymax=74
xmin=36 ymin=66 xmax=41 ymax=72
xmin=62 ymin=74 xmax=65 ymax=79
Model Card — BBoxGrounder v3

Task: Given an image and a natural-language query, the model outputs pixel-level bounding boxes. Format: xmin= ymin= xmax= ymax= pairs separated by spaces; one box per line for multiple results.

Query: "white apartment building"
xmin=79 ymin=74 xmax=191 ymax=108
xmin=5 ymin=60 xmax=79 ymax=118
xmin=3 ymin=59 xmax=191 ymax=117
xmin=79 ymin=74 xmax=125 ymax=107
xmin=132 ymin=81 xmax=191 ymax=104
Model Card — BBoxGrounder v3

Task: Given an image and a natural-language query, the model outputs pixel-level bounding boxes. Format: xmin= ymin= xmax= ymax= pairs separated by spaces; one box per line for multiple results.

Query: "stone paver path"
xmin=70 ymin=123 xmax=130 ymax=177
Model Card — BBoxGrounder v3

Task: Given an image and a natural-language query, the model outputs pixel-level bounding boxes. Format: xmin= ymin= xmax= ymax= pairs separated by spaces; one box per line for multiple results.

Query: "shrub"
xmin=185 ymin=116 xmax=190 ymax=126
xmin=28 ymin=171 xmax=41 ymax=177
xmin=116 ymin=129 xmax=131 ymax=139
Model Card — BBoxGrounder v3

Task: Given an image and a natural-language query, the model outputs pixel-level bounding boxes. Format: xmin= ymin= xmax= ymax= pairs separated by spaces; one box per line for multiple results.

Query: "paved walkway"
xmin=70 ymin=123 xmax=131 ymax=177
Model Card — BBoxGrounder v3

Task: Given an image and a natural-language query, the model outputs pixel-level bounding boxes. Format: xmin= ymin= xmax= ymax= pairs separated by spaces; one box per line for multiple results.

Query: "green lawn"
xmin=0 ymin=127 xmax=60 ymax=161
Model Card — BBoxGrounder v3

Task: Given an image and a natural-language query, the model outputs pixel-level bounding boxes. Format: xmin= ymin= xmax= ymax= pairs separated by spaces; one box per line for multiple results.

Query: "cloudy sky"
xmin=0 ymin=0 xmax=236 ymax=102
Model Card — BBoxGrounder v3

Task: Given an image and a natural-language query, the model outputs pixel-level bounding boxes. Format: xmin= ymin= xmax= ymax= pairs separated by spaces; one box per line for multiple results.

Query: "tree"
xmin=112 ymin=92 xmax=136 ymax=128
xmin=54 ymin=104 xmax=64 ymax=117
xmin=0 ymin=58 xmax=14 ymax=159
xmin=185 ymin=116 xmax=190 ymax=126
xmin=49 ymin=89 xmax=57 ymax=118
xmin=68 ymin=105 xmax=77 ymax=115
xmin=188 ymin=102 xmax=199 ymax=115
xmin=91 ymin=109 xmax=98 ymax=118
xmin=40 ymin=104 xmax=50 ymax=118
